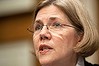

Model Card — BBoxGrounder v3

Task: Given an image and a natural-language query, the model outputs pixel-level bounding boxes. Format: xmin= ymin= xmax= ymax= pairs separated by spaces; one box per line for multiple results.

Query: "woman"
xmin=28 ymin=0 xmax=99 ymax=66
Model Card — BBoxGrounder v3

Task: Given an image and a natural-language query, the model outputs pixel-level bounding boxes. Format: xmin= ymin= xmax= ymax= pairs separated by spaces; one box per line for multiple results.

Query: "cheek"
xmin=62 ymin=32 xmax=79 ymax=48
xmin=51 ymin=32 xmax=77 ymax=59
xmin=33 ymin=34 xmax=39 ymax=50
xmin=51 ymin=31 xmax=67 ymax=50
xmin=51 ymin=30 xmax=78 ymax=50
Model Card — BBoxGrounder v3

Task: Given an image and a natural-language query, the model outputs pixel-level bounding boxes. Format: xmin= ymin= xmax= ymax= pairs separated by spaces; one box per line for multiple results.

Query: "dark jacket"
xmin=85 ymin=60 xmax=99 ymax=66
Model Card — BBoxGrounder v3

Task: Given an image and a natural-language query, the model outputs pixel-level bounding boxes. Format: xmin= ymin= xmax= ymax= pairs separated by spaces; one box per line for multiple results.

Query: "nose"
xmin=40 ymin=26 xmax=52 ymax=40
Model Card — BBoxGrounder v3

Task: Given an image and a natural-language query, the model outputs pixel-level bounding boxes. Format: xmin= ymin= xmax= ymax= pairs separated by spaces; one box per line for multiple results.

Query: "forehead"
xmin=35 ymin=5 xmax=68 ymax=22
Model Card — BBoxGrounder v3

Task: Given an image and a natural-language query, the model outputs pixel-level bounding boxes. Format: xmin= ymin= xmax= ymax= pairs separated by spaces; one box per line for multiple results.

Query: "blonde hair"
xmin=33 ymin=0 xmax=99 ymax=57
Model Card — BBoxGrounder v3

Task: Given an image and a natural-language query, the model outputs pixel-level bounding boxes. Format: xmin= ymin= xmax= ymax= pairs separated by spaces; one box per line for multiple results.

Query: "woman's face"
xmin=33 ymin=5 xmax=81 ymax=66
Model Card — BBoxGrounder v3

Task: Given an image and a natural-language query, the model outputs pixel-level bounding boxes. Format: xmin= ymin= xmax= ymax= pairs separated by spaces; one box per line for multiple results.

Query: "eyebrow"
xmin=34 ymin=19 xmax=43 ymax=24
xmin=35 ymin=16 xmax=64 ymax=24
xmin=49 ymin=17 xmax=56 ymax=20
xmin=49 ymin=17 xmax=64 ymax=22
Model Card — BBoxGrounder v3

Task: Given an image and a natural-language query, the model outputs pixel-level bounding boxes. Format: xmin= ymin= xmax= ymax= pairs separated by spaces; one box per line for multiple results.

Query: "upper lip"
xmin=39 ymin=44 xmax=53 ymax=51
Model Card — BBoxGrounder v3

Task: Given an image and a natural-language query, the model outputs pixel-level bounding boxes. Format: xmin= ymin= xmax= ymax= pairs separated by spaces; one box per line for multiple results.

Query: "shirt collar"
xmin=76 ymin=57 xmax=84 ymax=66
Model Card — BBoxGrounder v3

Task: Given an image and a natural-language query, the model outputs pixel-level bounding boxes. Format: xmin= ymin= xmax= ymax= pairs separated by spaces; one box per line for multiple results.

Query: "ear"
xmin=77 ymin=32 xmax=83 ymax=42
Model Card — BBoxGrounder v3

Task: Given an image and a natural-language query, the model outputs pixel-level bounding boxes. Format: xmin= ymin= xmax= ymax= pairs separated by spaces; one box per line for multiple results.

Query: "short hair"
xmin=32 ymin=0 xmax=99 ymax=57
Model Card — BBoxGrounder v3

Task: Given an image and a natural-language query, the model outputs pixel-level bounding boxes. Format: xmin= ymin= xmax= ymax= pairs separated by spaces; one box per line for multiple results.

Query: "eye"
xmin=52 ymin=22 xmax=61 ymax=28
xmin=34 ymin=24 xmax=43 ymax=31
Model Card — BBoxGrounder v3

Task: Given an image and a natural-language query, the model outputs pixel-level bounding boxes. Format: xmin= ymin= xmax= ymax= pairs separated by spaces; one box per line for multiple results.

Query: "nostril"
xmin=40 ymin=35 xmax=49 ymax=40
xmin=44 ymin=36 xmax=49 ymax=39
xmin=39 ymin=27 xmax=52 ymax=40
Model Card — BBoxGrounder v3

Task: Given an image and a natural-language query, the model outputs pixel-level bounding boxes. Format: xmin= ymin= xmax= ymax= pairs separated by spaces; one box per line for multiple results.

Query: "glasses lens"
xmin=34 ymin=24 xmax=43 ymax=31
xmin=50 ymin=22 xmax=62 ymax=30
xmin=29 ymin=21 xmax=75 ymax=34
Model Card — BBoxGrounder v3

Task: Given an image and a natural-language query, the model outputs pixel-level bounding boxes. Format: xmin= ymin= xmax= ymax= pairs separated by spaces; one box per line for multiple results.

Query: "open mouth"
xmin=39 ymin=44 xmax=53 ymax=55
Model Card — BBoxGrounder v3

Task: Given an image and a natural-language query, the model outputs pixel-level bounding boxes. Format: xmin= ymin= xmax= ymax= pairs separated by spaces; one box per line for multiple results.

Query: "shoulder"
xmin=85 ymin=60 xmax=99 ymax=66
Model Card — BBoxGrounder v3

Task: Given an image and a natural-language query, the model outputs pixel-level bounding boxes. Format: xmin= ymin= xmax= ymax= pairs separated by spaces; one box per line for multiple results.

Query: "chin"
xmin=39 ymin=57 xmax=51 ymax=64
xmin=39 ymin=56 xmax=55 ymax=66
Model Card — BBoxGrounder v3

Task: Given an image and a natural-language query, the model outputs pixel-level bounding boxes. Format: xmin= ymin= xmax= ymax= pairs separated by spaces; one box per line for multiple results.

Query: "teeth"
xmin=41 ymin=47 xmax=48 ymax=51
xmin=40 ymin=47 xmax=50 ymax=51
xmin=39 ymin=45 xmax=52 ymax=51
xmin=43 ymin=47 xmax=48 ymax=49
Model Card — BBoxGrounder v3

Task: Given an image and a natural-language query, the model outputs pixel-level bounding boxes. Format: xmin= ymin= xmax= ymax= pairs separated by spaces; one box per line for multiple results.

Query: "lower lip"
xmin=39 ymin=49 xmax=52 ymax=55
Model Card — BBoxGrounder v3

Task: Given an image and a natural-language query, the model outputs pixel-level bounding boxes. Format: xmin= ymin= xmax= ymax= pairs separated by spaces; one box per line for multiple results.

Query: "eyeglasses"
xmin=27 ymin=21 xmax=76 ymax=34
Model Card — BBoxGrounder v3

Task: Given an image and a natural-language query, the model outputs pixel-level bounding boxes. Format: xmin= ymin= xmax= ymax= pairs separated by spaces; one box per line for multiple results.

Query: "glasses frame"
xmin=27 ymin=23 xmax=78 ymax=34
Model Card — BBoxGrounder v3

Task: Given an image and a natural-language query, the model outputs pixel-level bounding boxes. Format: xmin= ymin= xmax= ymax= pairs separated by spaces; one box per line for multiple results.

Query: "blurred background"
xmin=0 ymin=0 xmax=99 ymax=66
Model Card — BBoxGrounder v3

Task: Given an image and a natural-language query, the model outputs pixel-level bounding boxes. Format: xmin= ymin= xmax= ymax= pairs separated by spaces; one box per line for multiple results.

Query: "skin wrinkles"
xmin=33 ymin=5 xmax=81 ymax=66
